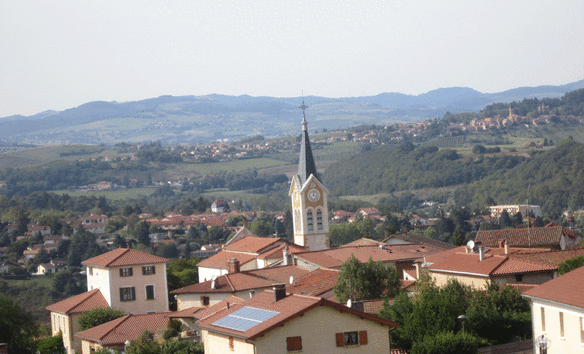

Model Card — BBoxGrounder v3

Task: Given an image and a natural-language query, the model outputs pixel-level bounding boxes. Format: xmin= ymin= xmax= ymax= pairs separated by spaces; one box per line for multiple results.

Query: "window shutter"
xmin=120 ymin=288 xmax=124 ymax=301
xmin=131 ymin=287 xmax=136 ymax=301
xmin=286 ymin=336 xmax=302 ymax=351
xmin=119 ymin=268 xmax=123 ymax=277
xmin=152 ymin=265 xmax=155 ymax=274
xmin=129 ymin=268 xmax=133 ymax=276
xmin=336 ymin=333 xmax=344 ymax=347
xmin=359 ymin=331 xmax=368 ymax=345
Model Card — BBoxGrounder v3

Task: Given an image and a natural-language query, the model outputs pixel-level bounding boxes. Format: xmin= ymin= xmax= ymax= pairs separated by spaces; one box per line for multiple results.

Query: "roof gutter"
xmin=429 ymin=269 xmax=490 ymax=278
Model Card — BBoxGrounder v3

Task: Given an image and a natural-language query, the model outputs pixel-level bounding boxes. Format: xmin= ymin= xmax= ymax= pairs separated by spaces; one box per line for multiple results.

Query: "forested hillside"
xmin=324 ymin=143 xmax=526 ymax=196
xmin=455 ymin=138 xmax=584 ymax=216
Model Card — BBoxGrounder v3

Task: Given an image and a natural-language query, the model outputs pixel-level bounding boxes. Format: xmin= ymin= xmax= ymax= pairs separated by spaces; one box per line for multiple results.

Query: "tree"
xmin=33 ymin=332 xmax=65 ymax=354
xmin=134 ymin=221 xmax=151 ymax=246
xmin=53 ymin=268 xmax=85 ymax=297
xmin=334 ymin=255 xmax=401 ymax=303
xmin=248 ymin=220 xmax=274 ymax=237
xmin=498 ymin=209 xmax=513 ymax=228
xmin=558 ymin=255 xmax=584 ymax=275
xmin=0 ymin=293 xmax=38 ymax=354
xmin=450 ymin=227 xmax=466 ymax=246
xmin=78 ymin=308 xmax=126 ymax=331
xmin=411 ymin=331 xmax=486 ymax=354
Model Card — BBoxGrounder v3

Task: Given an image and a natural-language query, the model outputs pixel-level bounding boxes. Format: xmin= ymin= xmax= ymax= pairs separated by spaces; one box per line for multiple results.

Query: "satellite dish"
xmin=346 ymin=299 xmax=352 ymax=308
xmin=467 ymin=240 xmax=475 ymax=250
xmin=289 ymin=276 xmax=294 ymax=285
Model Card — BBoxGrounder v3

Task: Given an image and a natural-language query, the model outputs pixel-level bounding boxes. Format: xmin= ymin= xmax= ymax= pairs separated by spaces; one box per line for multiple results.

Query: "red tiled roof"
xmin=428 ymin=252 xmax=557 ymax=277
xmin=226 ymin=227 xmax=257 ymax=245
xmin=81 ymin=248 xmax=169 ymax=267
xmin=75 ymin=312 xmax=170 ymax=345
xmin=294 ymin=244 xmax=446 ymax=268
xmin=198 ymin=290 xmax=398 ymax=340
xmin=524 ymin=265 xmax=584 ymax=308
xmin=476 ymin=226 xmax=576 ymax=248
xmin=197 ymin=250 xmax=257 ymax=269
xmin=509 ymin=248 xmax=584 ymax=266
xmin=192 ymin=295 xmax=246 ymax=321
xmin=258 ymin=244 xmax=306 ymax=259
xmin=172 ymin=265 xmax=309 ymax=294
xmin=46 ymin=289 xmax=109 ymax=314
xmin=401 ymin=280 xmax=417 ymax=290
xmin=223 ymin=236 xmax=283 ymax=254
xmin=362 ymin=299 xmax=385 ymax=315
xmin=382 ymin=232 xmax=457 ymax=250
xmin=287 ymin=268 xmax=339 ymax=297
xmin=342 ymin=238 xmax=384 ymax=247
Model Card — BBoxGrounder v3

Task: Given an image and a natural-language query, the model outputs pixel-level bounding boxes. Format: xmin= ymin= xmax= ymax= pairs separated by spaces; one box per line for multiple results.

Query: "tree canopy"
xmin=78 ymin=307 xmax=127 ymax=331
xmin=0 ymin=293 xmax=38 ymax=354
xmin=334 ymin=255 xmax=401 ymax=303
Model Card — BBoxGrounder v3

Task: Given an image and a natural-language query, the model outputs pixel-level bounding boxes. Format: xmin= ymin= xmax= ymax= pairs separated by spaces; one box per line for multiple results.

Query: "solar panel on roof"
xmin=213 ymin=306 xmax=279 ymax=332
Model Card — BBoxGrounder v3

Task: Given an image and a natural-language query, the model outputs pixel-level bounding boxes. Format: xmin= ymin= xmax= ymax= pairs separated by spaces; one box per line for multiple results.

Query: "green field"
xmin=159 ymin=158 xmax=288 ymax=179
xmin=50 ymin=187 xmax=157 ymax=200
xmin=0 ymin=145 xmax=124 ymax=169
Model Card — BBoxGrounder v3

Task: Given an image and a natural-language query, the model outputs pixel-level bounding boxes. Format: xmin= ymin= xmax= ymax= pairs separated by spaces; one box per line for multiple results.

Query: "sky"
xmin=1 ymin=0 xmax=584 ymax=117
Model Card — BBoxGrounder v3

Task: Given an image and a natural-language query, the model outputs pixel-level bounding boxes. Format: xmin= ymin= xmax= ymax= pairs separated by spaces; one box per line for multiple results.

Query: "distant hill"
xmin=1 ymin=80 xmax=583 ymax=145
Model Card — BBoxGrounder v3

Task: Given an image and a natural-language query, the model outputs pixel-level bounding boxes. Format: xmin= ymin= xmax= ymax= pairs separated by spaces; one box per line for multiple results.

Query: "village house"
xmin=75 ymin=312 xmax=171 ymax=354
xmin=475 ymin=225 xmax=581 ymax=250
xmin=172 ymin=264 xmax=309 ymax=310
xmin=82 ymin=247 xmax=170 ymax=314
xmin=197 ymin=236 xmax=301 ymax=282
xmin=198 ymin=287 xmax=399 ymax=354
xmin=37 ymin=260 xmax=68 ymax=275
xmin=46 ymin=289 xmax=110 ymax=354
xmin=211 ymin=199 xmax=229 ymax=213
xmin=523 ymin=265 xmax=584 ymax=354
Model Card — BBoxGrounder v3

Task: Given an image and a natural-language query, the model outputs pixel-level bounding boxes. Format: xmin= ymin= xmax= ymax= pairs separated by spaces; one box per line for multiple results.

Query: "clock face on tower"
xmin=308 ymin=189 xmax=320 ymax=202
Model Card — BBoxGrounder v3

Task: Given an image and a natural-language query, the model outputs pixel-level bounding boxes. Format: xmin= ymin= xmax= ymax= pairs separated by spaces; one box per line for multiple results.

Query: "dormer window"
xmin=120 ymin=267 xmax=133 ymax=277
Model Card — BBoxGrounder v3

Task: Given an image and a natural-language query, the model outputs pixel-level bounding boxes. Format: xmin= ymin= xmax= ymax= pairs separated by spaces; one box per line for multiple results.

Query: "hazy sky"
xmin=2 ymin=0 xmax=584 ymax=117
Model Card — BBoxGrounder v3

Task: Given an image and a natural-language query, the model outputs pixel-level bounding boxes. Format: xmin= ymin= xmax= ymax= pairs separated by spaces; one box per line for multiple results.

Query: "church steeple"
xmin=298 ymin=98 xmax=318 ymax=184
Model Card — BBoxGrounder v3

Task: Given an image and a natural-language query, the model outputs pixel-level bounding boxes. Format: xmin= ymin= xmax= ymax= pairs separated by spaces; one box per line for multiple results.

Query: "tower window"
xmin=317 ymin=210 xmax=323 ymax=230
xmin=307 ymin=211 xmax=314 ymax=231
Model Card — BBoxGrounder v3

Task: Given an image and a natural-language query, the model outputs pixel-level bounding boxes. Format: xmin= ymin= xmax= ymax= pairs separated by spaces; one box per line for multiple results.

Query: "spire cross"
xmin=299 ymin=91 xmax=308 ymax=130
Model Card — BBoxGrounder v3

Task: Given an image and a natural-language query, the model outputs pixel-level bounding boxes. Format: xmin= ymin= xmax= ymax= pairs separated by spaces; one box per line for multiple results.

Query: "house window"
xmin=541 ymin=307 xmax=545 ymax=332
xmin=559 ymin=312 xmax=565 ymax=337
xmin=120 ymin=287 xmax=136 ymax=302
xmin=142 ymin=265 xmax=156 ymax=275
xmin=146 ymin=285 xmax=154 ymax=300
xmin=515 ymin=274 xmax=523 ymax=282
xmin=336 ymin=331 xmax=368 ymax=347
xmin=317 ymin=210 xmax=323 ymax=230
xmin=119 ymin=267 xmax=133 ymax=277
xmin=307 ymin=211 xmax=314 ymax=231
xmin=88 ymin=267 xmax=93 ymax=276
xmin=229 ymin=336 xmax=234 ymax=351
xmin=201 ymin=296 xmax=210 ymax=306
xmin=286 ymin=336 xmax=302 ymax=351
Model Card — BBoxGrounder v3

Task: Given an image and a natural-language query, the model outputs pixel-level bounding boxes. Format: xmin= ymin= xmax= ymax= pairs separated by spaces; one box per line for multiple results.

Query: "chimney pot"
xmin=479 ymin=246 xmax=485 ymax=261
xmin=227 ymin=258 xmax=240 ymax=274
xmin=273 ymin=284 xmax=286 ymax=302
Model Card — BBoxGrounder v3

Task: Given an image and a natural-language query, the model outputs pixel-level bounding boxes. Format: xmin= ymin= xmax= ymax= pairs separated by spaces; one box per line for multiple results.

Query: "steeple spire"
xmin=297 ymin=95 xmax=318 ymax=184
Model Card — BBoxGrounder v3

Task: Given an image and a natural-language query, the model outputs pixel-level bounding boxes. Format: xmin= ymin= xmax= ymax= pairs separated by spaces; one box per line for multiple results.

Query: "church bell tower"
xmin=289 ymin=98 xmax=330 ymax=251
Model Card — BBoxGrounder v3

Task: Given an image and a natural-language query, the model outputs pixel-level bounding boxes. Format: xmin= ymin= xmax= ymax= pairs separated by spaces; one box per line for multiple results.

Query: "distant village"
xmin=2 ymin=109 xmax=584 ymax=354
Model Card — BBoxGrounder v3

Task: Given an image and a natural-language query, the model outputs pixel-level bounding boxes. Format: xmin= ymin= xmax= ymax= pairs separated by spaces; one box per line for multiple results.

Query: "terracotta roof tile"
xmin=476 ymin=226 xmax=575 ymax=248
xmin=287 ymin=268 xmax=339 ymax=297
xmin=362 ymin=299 xmax=385 ymax=315
xmin=75 ymin=312 xmax=170 ymax=345
xmin=197 ymin=250 xmax=257 ymax=269
xmin=172 ymin=266 xmax=309 ymax=294
xmin=524 ymin=265 xmax=584 ymax=308
xmin=342 ymin=238 xmax=384 ymax=247
xmin=509 ymin=248 xmax=584 ymax=266
xmin=192 ymin=295 xmax=246 ymax=321
xmin=382 ymin=232 xmax=457 ymax=250
xmin=258 ymin=244 xmax=306 ymax=259
xmin=198 ymin=290 xmax=398 ymax=340
xmin=81 ymin=248 xmax=169 ymax=267
xmin=294 ymin=244 xmax=446 ymax=268
xmin=223 ymin=236 xmax=283 ymax=253
xmin=46 ymin=289 xmax=109 ymax=314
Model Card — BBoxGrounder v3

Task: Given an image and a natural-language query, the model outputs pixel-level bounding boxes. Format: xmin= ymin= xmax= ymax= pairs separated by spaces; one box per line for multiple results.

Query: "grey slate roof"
xmin=297 ymin=112 xmax=319 ymax=185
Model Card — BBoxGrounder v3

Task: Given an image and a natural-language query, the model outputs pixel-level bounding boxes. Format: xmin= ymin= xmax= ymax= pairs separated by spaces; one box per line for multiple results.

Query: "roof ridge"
xmin=105 ymin=248 xmax=131 ymax=267
xmin=488 ymin=255 xmax=509 ymax=276
xmin=224 ymin=273 xmax=235 ymax=292
xmin=97 ymin=314 xmax=131 ymax=340
xmin=70 ymin=289 xmax=100 ymax=312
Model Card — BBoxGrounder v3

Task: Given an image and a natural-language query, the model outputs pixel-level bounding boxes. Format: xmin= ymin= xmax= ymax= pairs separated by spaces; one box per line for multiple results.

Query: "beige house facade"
xmin=82 ymin=247 xmax=170 ymax=314
xmin=524 ymin=266 xmax=584 ymax=354
xmin=199 ymin=289 xmax=398 ymax=354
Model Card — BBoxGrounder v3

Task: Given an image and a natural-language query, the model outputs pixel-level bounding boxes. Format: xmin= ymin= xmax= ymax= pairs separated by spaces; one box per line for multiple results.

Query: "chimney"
xmin=504 ymin=240 xmax=509 ymax=255
xmin=227 ymin=258 xmax=240 ymax=274
xmin=282 ymin=246 xmax=290 ymax=266
xmin=249 ymin=290 xmax=255 ymax=298
xmin=351 ymin=300 xmax=364 ymax=312
xmin=498 ymin=239 xmax=505 ymax=248
xmin=415 ymin=262 xmax=421 ymax=280
xmin=479 ymin=245 xmax=485 ymax=261
xmin=273 ymin=284 xmax=286 ymax=302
